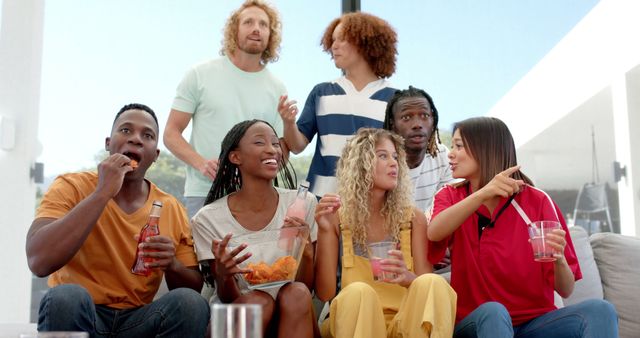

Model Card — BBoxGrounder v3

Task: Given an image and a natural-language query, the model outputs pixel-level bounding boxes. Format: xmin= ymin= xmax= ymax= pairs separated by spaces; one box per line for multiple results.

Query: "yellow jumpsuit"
xmin=320 ymin=219 xmax=457 ymax=338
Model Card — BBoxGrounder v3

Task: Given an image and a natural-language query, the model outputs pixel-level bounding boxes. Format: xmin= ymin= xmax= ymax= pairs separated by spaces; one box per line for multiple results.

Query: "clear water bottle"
xmin=131 ymin=200 xmax=162 ymax=276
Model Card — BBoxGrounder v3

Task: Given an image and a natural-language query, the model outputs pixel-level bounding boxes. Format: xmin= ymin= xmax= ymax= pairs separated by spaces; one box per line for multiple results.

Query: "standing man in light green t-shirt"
xmin=164 ymin=0 xmax=288 ymax=218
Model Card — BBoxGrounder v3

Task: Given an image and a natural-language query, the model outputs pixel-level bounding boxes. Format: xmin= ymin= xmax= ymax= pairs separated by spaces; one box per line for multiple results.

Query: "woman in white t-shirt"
xmin=191 ymin=119 xmax=318 ymax=337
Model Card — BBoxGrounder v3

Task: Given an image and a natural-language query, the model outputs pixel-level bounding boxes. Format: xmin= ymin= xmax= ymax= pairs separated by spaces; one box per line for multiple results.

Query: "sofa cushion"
xmin=591 ymin=232 xmax=640 ymax=338
xmin=562 ymin=226 xmax=603 ymax=306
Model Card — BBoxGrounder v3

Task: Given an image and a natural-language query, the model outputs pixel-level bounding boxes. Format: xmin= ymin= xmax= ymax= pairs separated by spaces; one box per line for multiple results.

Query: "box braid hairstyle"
xmin=383 ymin=86 xmax=441 ymax=158
xmin=204 ymin=119 xmax=296 ymax=205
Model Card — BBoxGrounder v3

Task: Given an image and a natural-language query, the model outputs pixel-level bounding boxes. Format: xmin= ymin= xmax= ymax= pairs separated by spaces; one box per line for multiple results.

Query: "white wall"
xmin=0 ymin=0 xmax=44 ymax=323
xmin=488 ymin=0 xmax=640 ymax=149
xmin=515 ymin=88 xmax=616 ymax=190
xmin=613 ymin=66 xmax=640 ymax=236
xmin=487 ymin=0 xmax=640 ymax=236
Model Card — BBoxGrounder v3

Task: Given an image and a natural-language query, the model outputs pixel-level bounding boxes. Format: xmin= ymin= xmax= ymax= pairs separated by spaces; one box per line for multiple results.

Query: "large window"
xmin=33 ymin=0 xmax=342 ymax=321
xmin=361 ymin=1 xmax=598 ymax=130
xmin=39 ymin=1 xmax=339 ymax=177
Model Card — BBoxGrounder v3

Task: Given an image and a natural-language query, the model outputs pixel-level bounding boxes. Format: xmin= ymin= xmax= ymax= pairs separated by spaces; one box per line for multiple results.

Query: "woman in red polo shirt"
xmin=427 ymin=117 xmax=617 ymax=338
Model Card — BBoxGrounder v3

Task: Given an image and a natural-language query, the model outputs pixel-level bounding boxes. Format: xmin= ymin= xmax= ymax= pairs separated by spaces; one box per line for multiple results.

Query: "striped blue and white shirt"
xmin=297 ymin=77 xmax=396 ymax=198
xmin=410 ymin=144 xmax=458 ymax=212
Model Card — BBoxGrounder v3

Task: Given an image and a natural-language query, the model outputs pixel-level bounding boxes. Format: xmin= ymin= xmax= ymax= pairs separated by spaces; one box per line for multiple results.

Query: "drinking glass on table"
xmin=20 ymin=332 xmax=88 ymax=338
xmin=212 ymin=303 xmax=262 ymax=338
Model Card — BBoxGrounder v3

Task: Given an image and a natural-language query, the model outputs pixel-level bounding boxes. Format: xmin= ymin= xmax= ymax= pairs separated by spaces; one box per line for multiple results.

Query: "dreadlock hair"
xmin=204 ymin=119 xmax=296 ymax=205
xmin=383 ymin=86 xmax=441 ymax=158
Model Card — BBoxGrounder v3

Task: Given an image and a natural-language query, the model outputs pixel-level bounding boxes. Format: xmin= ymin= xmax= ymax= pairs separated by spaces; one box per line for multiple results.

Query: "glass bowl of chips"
xmin=228 ymin=226 xmax=309 ymax=290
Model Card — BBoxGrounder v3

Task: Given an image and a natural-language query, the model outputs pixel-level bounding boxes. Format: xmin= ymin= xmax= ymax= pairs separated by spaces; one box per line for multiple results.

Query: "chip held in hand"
xmin=130 ymin=159 xmax=139 ymax=169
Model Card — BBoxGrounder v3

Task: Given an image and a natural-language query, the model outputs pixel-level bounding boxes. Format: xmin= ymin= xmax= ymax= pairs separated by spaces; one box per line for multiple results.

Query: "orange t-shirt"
xmin=36 ymin=172 xmax=198 ymax=309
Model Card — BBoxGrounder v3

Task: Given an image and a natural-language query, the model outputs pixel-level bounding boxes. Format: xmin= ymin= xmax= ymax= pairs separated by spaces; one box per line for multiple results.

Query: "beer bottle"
xmin=131 ymin=200 xmax=162 ymax=276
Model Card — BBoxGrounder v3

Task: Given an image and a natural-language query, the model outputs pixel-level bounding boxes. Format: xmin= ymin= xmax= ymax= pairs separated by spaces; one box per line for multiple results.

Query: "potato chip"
xmin=244 ymin=255 xmax=298 ymax=285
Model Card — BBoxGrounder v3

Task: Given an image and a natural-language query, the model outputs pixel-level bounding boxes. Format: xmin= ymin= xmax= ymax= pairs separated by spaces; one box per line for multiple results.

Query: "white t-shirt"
xmin=191 ymin=187 xmax=318 ymax=299
xmin=409 ymin=144 xmax=457 ymax=212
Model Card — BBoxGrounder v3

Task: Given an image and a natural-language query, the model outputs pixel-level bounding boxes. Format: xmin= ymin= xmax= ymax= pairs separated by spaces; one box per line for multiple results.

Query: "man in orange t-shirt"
xmin=26 ymin=104 xmax=208 ymax=337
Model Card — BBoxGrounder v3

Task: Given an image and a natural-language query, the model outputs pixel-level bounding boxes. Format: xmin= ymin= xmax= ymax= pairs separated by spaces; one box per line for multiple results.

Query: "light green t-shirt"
xmin=172 ymin=56 xmax=286 ymax=197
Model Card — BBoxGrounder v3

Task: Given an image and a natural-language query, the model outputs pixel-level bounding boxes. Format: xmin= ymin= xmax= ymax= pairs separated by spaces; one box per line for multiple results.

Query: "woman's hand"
xmin=211 ymin=233 xmax=252 ymax=281
xmin=381 ymin=250 xmax=417 ymax=288
xmin=277 ymin=95 xmax=298 ymax=126
xmin=315 ymin=194 xmax=341 ymax=232
xmin=282 ymin=216 xmax=313 ymax=258
xmin=477 ymin=165 xmax=525 ymax=200
xmin=283 ymin=215 xmax=309 ymax=229
xmin=545 ymin=228 xmax=567 ymax=263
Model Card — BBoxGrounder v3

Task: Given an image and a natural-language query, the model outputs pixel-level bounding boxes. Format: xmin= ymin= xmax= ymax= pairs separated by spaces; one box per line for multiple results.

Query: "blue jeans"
xmin=38 ymin=284 xmax=209 ymax=338
xmin=454 ymin=299 xmax=618 ymax=338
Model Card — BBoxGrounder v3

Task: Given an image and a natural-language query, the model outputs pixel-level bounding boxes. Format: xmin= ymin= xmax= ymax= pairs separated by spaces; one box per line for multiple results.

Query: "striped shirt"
xmin=297 ymin=77 xmax=396 ymax=197
xmin=410 ymin=144 xmax=457 ymax=212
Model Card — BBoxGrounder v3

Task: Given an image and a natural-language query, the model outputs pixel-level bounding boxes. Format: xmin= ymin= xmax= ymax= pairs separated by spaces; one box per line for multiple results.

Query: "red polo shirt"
xmin=429 ymin=184 xmax=581 ymax=325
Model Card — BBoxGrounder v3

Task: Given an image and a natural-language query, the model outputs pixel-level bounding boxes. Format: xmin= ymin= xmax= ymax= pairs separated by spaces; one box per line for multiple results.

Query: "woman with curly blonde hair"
xmin=278 ymin=12 xmax=399 ymax=199
xmin=315 ymin=128 xmax=457 ymax=338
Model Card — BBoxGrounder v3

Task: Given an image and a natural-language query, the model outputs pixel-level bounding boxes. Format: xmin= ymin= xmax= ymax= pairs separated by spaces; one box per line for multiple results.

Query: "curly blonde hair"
xmin=321 ymin=12 xmax=397 ymax=78
xmin=336 ymin=128 xmax=414 ymax=252
xmin=220 ymin=0 xmax=282 ymax=64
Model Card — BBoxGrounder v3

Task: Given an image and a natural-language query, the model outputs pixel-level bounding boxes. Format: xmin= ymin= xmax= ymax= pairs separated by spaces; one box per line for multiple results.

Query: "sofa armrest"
xmin=591 ymin=231 xmax=640 ymax=338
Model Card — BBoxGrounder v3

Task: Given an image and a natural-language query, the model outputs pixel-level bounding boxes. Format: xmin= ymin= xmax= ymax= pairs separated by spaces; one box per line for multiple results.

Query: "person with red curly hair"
xmin=278 ymin=12 xmax=398 ymax=199
xmin=165 ymin=0 xmax=288 ymax=219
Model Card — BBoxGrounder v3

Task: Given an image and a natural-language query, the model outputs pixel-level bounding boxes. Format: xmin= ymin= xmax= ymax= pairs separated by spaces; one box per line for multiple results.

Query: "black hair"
xmin=453 ymin=117 xmax=533 ymax=189
xmin=383 ymin=86 xmax=441 ymax=157
xmin=113 ymin=103 xmax=159 ymax=130
xmin=204 ymin=119 xmax=297 ymax=205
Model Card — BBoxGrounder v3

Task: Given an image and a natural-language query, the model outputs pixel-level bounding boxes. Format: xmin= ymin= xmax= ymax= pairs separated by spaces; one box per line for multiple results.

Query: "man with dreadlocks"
xmin=383 ymin=86 xmax=456 ymax=213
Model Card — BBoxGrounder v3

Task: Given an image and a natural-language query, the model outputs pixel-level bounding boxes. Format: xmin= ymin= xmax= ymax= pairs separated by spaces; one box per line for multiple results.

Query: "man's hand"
xmin=96 ymin=154 xmax=134 ymax=198
xmin=137 ymin=235 xmax=177 ymax=270
xmin=198 ymin=158 xmax=219 ymax=181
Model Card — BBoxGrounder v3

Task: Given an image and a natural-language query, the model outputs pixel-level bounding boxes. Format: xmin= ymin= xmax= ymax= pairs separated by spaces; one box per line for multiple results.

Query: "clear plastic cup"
xmin=368 ymin=241 xmax=397 ymax=281
xmin=211 ymin=303 xmax=262 ymax=338
xmin=528 ymin=220 xmax=561 ymax=262
xmin=20 ymin=333 xmax=88 ymax=338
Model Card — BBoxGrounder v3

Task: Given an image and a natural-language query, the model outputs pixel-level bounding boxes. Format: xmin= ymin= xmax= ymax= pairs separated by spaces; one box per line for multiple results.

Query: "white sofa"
xmin=562 ymin=226 xmax=640 ymax=338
